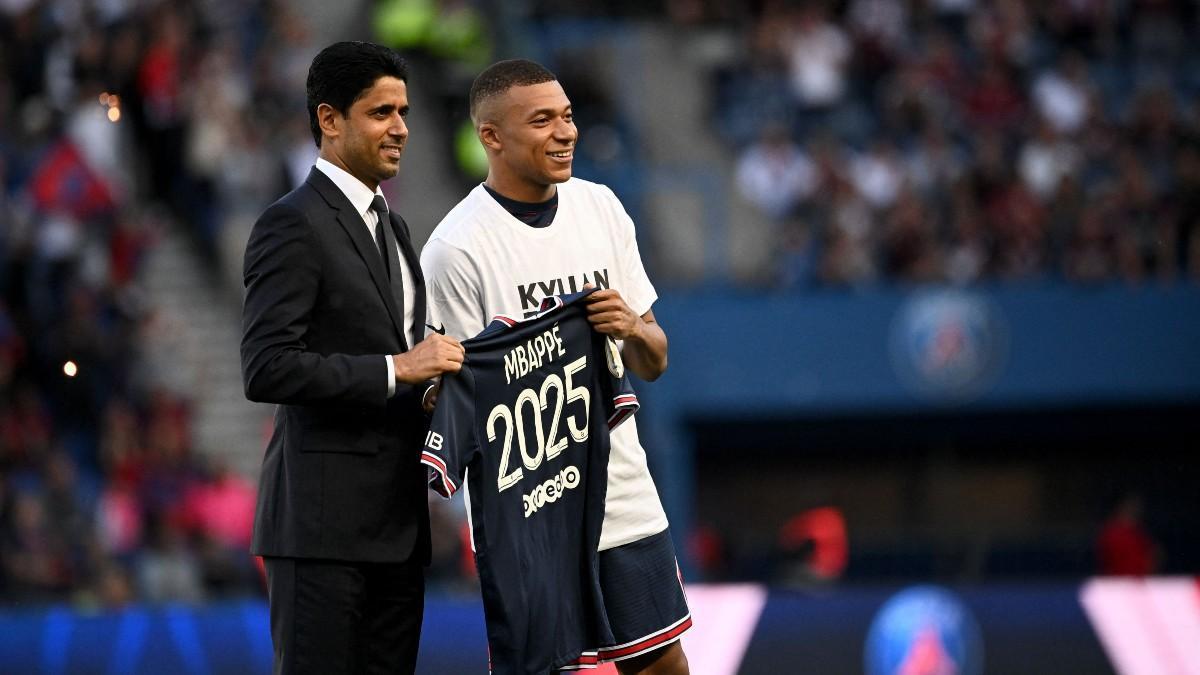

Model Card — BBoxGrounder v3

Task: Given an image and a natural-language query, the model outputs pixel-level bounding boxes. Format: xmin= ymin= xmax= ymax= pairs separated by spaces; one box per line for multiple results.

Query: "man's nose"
xmin=555 ymin=119 xmax=576 ymax=142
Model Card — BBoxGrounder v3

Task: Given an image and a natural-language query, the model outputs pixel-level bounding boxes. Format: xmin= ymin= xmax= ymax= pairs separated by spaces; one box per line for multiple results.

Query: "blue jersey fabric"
xmin=422 ymin=291 xmax=637 ymax=673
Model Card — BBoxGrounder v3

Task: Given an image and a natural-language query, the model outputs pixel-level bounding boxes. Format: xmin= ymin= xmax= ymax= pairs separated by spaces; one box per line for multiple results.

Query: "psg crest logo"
xmin=888 ymin=291 xmax=1008 ymax=402
xmin=864 ymin=585 xmax=984 ymax=675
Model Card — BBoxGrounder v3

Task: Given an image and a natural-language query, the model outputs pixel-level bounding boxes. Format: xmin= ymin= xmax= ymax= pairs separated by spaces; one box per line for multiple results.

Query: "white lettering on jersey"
xmin=522 ymin=465 xmax=582 ymax=518
xmin=493 ymin=355 xmax=589 ymax=493
xmin=503 ymin=324 xmax=567 ymax=384
xmin=424 ymin=430 xmax=444 ymax=452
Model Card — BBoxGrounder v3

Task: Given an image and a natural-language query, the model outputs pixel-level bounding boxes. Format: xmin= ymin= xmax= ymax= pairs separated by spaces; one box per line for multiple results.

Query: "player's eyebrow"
xmin=528 ymin=105 xmax=571 ymax=119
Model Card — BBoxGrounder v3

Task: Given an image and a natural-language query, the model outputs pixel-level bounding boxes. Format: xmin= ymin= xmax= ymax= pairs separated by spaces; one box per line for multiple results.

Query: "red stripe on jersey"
xmin=491 ymin=314 xmax=518 ymax=327
xmin=420 ymin=452 xmax=457 ymax=497
xmin=607 ymin=409 xmax=631 ymax=430
xmin=609 ymin=391 xmax=638 ymax=427
xmin=597 ymin=615 xmax=693 ymax=661
xmin=607 ymin=395 xmax=639 ymax=430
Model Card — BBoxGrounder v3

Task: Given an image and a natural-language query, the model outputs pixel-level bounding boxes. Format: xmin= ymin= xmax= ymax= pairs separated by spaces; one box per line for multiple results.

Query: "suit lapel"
xmin=306 ymin=169 xmax=409 ymax=348
xmin=392 ymin=214 xmax=426 ymax=343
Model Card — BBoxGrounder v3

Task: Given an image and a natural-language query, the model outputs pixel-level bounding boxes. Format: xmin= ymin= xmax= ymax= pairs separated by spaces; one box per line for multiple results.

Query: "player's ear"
xmin=478 ymin=122 xmax=501 ymax=152
xmin=317 ymin=103 xmax=341 ymax=142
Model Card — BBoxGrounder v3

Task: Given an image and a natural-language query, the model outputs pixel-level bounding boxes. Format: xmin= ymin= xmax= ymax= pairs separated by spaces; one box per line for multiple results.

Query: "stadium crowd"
xmin=717 ymin=0 xmax=1200 ymax=288
xmin=0 ymin=0 xmax=307 ymax=605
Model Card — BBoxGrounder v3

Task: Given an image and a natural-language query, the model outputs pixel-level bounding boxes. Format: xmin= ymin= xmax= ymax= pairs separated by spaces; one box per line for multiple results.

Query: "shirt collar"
xmin=314 ymin=157 xmax=388 ymax=217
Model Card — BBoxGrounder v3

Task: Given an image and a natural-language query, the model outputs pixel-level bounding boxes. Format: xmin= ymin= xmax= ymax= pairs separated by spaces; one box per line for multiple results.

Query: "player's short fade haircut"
xmin=469 ymin=59 xmax=557 ymax=123
xmin=306 ymin=41 xmax=408 ymax=147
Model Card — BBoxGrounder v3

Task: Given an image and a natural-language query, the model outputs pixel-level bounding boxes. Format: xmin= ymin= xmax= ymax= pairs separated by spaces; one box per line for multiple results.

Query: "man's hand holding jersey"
xmin=581 ymin=285 xmax=668 ymax=381
xmin=393 ymin=333 xmax=465 ymax=384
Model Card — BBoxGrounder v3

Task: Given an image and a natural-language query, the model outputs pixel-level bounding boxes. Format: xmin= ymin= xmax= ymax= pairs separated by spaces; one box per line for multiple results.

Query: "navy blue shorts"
xmin=595 ymin=529 xmax=692 ymax=663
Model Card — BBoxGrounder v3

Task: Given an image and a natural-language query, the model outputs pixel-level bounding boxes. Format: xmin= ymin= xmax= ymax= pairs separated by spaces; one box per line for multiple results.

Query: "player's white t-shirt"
xmin=422 ymin=178 xmax=669 ymax=550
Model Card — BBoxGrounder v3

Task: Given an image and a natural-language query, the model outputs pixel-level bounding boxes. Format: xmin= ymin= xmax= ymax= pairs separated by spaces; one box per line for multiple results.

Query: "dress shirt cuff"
xmin=386 ymin=355 xmax=396 ymax=398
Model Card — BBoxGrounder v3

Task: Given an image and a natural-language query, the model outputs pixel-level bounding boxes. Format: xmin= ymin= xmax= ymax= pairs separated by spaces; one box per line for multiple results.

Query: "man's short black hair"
xmin=469 ymin=59 xmax=557 ymax=123
xmin=306 ymin=41 xmax=408 ymax=147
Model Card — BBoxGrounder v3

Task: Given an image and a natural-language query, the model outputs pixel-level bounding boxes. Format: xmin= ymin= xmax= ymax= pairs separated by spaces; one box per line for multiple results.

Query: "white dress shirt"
xmin=314 ymin=157 xmax=416 ymax=397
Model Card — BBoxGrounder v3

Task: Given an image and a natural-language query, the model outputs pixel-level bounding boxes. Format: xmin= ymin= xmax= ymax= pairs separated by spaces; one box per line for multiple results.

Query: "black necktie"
xmin=371 ymin=196 xmax=406 ymax=342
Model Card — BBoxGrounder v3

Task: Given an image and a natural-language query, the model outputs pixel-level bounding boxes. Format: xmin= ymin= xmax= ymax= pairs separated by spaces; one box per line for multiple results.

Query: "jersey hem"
xmin=555 ymin=649 xmax=600 ymax=671
xmin=594 ymin=614 xmax=692 ymax=662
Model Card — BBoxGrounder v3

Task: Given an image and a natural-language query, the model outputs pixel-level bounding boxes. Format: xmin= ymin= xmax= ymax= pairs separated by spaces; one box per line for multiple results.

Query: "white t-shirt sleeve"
xmin=421 ymin=238 xmax=487 ymax=341
xmin=604 ymin=186 xmax=657 ymax=317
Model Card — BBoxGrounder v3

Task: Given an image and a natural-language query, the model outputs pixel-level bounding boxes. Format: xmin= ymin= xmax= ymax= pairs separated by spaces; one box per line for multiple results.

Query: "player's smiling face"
xmin=318 ymin=75 xmax=409 ymax=191
xmin=485 ymin=80 xmax=576 ymax=202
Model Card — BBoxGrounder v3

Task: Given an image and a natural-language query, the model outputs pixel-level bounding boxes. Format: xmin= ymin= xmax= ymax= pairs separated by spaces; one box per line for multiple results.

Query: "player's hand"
xmin=581 ymin=284 xmax=643 ymax=341
xmin=422 ymin=379 xmax=442 ymax=413
xmin=394 ymin=334 xmax=464 ymax=384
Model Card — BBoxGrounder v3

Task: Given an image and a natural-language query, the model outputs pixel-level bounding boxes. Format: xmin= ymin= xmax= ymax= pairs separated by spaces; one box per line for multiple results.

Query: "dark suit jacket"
xmin=241 ymin=167 xmax=430 ymax=564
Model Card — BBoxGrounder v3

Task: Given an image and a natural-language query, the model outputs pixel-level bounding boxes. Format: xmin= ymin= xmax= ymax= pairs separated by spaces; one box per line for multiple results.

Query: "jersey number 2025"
xmin=490 ymin=355 xmax=590 ymax=495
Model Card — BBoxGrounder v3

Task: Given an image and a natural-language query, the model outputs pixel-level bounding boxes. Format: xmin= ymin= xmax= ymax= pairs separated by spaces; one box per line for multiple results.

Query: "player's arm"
xmin=583 ymin=288 xmax=668 ymax=381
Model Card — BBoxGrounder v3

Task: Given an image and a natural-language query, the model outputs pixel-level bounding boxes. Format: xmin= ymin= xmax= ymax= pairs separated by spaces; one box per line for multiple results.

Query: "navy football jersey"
xmin=421 ymin=291 xmax=638 ymax=674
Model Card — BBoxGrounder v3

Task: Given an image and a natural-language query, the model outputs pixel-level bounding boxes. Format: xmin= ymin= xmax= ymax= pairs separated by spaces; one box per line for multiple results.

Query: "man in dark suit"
xmin=240 ymin=41 xmax=465 ymax=674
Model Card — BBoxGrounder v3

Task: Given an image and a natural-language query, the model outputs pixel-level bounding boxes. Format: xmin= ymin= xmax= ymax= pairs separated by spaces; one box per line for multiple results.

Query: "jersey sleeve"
xmin=420 ymin=238 xmax=488 ymax=340
xmin=421 ymin=366 xmax=478 ymax=498
xmin=602 ymin=185 xmax=658 ymax=317
xmin=598 ymin=335 xmax=640 ymax=430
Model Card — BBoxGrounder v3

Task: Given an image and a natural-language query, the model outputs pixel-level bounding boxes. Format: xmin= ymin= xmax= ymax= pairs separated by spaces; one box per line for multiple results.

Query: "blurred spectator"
xmin=735 ymin=124 xmax=817 ymax=221
xmin=882 ymin=186 xmax=943 ymax=282
xmin=1031 ymin=51 xmax=1093 ymax=135
xmin=849 ymin=139 xmax=904 ymax=211
xmin=1018 ymin=119 xmax=1081 ymax=200
xmin=92 ymin=560 xmax=135 ymax=608
xmin=136 ymin=512 xmax=203 ymax=603
xmin=774 ymin=506 xmax=848 ymax=585
xmin=963 ymin=58 xmax=1025 ymax=134
xmin=904 ymin=124 xmax=968 ymax=198
xmin=783 ymin=4 xmax=850 ymax=111
xmin=989 ymin=180 xmax=1047 ymax=279
xmin=943 ymin=180 xmax=990 ymax=285
xmin=177 ymin=458 xmax=255 ymax=552
xmin=847 ymin=0 xmax=908 ymax=83
xmin=818 ymin=174 xmax=879 ymax=286
xmin=1063 ymin=190 xmax=1119 ymax=282
xmin=1096 ymin=493 xmax=1160 ymax=576
xmin=687 ymin=524 xmax=729 ymax=582
xmin=2 ymin=490 xmax=70 ymax=600
xmin=174 ymin=457 xmax=257 ymax=594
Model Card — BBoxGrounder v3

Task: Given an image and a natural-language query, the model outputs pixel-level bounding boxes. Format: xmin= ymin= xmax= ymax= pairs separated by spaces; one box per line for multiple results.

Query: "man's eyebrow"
xmin=368 ymin=103 xmax=409 ymax=114
xmin=528 ymin=104 xmax=572 ymax=117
